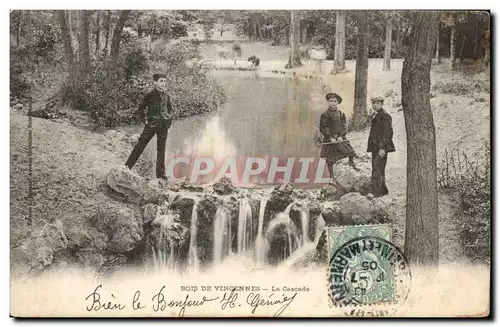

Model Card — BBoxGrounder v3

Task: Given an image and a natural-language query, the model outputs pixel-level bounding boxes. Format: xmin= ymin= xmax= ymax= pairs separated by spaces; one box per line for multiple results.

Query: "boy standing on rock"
xmin=319 ymin=92 xmax=358 ymax=180
xmin=367 ymin=96 xmax=395 ymax=197
xmin=125 ymin=73 xmax=174 ymax=180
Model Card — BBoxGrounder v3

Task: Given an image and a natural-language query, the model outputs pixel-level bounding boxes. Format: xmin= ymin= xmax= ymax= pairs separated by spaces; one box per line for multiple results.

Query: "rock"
xmin=107 ymin=167 xmax=161 ymax=205
xmin=331 ymin=156 xmax=372 ymax=194
xmin=265 ymin=182 xmax=295 ymax=226
xmin=145 ymin=221 xmax=190 ymax=267
xmin=265 ymin=213 xmax=300 ymax=265
xmin=11 ymin=220 xmax=69 ymax=277
xmin=169 ymin=196 xmax=196 ymax=228
xmin=97 ymin=254 xmax=128 ymax=276
xmin=321 ymin=201 xmax=344 ymax=225
xmin=180 ymin=181 xmax=206 ymax=192
xmin=338 ymin=192 xmax=391 ymax=225
xmin=308 ymin=201 xmax=324 ymax=240
xmin=212 ymin=176 xmax=236 ymax=195
xmin=195 ymin=195 xmax=218 ymax=264
xmin=289 ymin=203 xmax=309 ymax=239
xmin=314 ymin=229 xmax=328 ymax=264
xmin=319 ymin=184 xmax=345 ymax=201
xmin=75 ymin=248 xmax=105 ymax=268
xmin=91 ymin=199 xmax=143 ymax=253
xmin=142 ymin=203 xmax=158 ymax=225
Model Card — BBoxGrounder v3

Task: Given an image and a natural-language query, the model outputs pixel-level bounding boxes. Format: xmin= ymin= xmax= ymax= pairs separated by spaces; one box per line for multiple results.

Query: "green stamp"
xmin=326 ymin=225 xmax=410 ymax=308
xmin=325 ymin=224 xmax=392 ymax=260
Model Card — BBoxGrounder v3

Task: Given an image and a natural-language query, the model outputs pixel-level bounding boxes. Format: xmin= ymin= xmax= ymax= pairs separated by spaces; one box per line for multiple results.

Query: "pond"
xmin=132 ymin=70 xmax=333 ymax=187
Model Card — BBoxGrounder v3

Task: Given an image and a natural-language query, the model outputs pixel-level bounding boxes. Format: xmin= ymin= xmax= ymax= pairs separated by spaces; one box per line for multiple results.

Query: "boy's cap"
xmin=371 ymin=96 xmax=384 ymax=103
xmin=153 ymin=73 xmax=167 ymax=81
xmin=325 ymin=92 xmax=342 ymax=104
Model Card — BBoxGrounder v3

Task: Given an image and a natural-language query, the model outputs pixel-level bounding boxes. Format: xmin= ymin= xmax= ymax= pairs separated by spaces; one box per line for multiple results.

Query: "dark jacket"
xmin=137 ymin=88 xmax=173 ymax=128
xmin=367 ymin=109 xmax=395 ymax=153
xmin=319 ymin=108 xmax=348 ymax=142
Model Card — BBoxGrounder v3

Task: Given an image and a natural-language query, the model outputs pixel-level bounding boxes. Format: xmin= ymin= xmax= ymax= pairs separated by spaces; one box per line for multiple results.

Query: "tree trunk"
xmin=435 ymin=24 xmax=441 ymax=64
xmin=472 ymin=19 xmax=480 ymax=60
xmin=352 ymin=11 xmax=369 ymax=130
xmin=106 ymin=10 xmax=131 ymax=89
xmin=301 ymin=21 xmax=308 ymax=44
xmin=401 ymin=11 xmax=440 ymax=267
xmin=77 ymin=10 xmax=90 ymax=73
xmin=396 ymin=17 xmax=401 ymax=58
xmin=103 ymin=10 xmax=111 ymax=56
xmin=287 ymin=10 xmax=302 ymax=68
xmin=16 ymin=11 xmax=24 ymax=48
xmin=332 ymin=11 xmax=346 ymax=74
xmin=458 ymin=34 xmax=467 ymax=64
xmin=149 ymin=19 xmax=155 ymax=52
xmin=449 ymin=22 xmax=456 ymax=70
xmin=483 ymin=17 xmax=490 ymax=67
xmin=95 ymin=11 xmax=100 ymax=53
xmin=56 ymin=10 xmax=77 ymax=82
xmin=256 ymin=17 xmax=263 ymax=40
xmin=383 ymin=17 xmax=393 ymax=71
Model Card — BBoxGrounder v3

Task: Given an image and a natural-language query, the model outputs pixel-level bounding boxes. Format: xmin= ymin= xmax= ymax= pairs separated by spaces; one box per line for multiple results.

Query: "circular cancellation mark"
xmin=327 ymin=236 xmax=412 ymax=317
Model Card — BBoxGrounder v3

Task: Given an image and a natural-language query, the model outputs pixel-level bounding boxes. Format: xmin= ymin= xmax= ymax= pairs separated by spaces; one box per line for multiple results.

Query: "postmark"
xmin=326 ymin=235 xmax=411 ymax=316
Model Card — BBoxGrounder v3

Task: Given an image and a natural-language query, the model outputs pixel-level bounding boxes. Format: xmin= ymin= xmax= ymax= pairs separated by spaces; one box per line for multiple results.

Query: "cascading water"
xmin=237 ymin=197 xmax=253 ymax=255
xmin=254 ymin=197 xmax=269 ymax=266
xmin=264 ymin=212 xmax=300 ymax=263
xmin=187 ymin=200 xmax=200 ymax=271
xmin=151 ymin=201 xmax=178 ymax=271
xmin=213 ymin=207 xmax=231 ymax=265
xmin=299 ymin=206 xmax=310 ymax=245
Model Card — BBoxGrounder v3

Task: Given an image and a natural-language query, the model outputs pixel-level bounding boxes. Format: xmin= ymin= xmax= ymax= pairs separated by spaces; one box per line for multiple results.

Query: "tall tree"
xmin=77 ymin=10 xmax=90 ymax=72
xmin=352 ymin=11 xmax=369 ymax=130
xmin=103 ymin=10 xmax=112 ymax=56
xmin=383 ymin=14 xmax=393 ymax=71
xmin=95 ymin=11 xmax=100 ymax=53
xmin=435 ymin=23 xmax=441 ymax=64
xmin=16 ymin=10 xmax=24 ymax=48
xmin=483 ymin=15 xmax=490 ymax=68
xmin=449 ymin=14 xmax=457 ymax=70
xmin=332 ymin=11 xmax=346 ymax=74
xmin=106 ymin=10 xmax=131 ymax=89
xmin=286 ymin=10 xmax=302 ymax=68
xmin=56 ymin=10 xmax=77 ymax=82
xmin=395 ymin=17 xmax=402 ymax=58
xmin=401 ymin=11 xmax=440 ymax=266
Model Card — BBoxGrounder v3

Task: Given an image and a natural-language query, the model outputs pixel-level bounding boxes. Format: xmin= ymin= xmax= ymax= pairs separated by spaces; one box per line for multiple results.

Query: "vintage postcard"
xmin=9 ymin=9 xmax=491 ymax=318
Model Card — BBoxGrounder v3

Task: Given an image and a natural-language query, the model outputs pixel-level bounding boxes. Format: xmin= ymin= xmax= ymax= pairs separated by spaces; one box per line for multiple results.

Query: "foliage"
xmin=10 ymin=47 xmax=31 ymax=103
xmin=432 ymin=79 xmax=490 ymax=96
xmin=150 ymin=39 xmax=227 ymax=119
xmin=135 ymin=10 xmax=190 ymax=39
xmin=437 ymin=141 xmax=490 ymax=263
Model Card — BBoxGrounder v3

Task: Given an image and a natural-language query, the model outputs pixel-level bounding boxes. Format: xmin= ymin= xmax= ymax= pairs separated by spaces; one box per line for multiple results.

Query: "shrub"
xmin=432 ymin=80 xmax=490 ymax=96
xmin=437 ymin=141 xmax=491 ymax=263
xmin=149 ymin=40 xmax=227 ymax=119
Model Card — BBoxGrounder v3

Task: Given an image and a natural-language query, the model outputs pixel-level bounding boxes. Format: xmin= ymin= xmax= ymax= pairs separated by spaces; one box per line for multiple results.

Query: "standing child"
xmin=319 ymin=92 xmax=358 ymax=179
xmin=125 ymin=73 xmax=173 ymax=180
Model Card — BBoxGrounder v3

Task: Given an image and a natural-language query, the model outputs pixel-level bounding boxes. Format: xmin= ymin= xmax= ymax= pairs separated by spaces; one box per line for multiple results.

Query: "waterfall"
xmin=213 ymin=207 xmax=231 ymax=265
xmin=264 ymin=212 xmax=300 ymax=262
xmin=284 ymin=201 xmax=310 ymax=246
xmin=152 ymin=210 xmax=177 ymax=271
xmin=284 ymin=201 xmax=296 ymax=215
xmin=237 ymin=197 xmax=253 ymax=255
xmin=255 ymin=197 xmax=269 ymax=266
xmin=314 ymin=215 xmax=326 ymax=244
xmin=187 ymin=200 xmax=200 ymax=271
xmin=300 ymin=207 xmax=310 ymax=245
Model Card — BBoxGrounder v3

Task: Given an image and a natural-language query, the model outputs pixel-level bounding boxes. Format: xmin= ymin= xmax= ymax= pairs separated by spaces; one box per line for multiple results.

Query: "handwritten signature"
xmin=85 ymin=285 xmax=297 ymax=317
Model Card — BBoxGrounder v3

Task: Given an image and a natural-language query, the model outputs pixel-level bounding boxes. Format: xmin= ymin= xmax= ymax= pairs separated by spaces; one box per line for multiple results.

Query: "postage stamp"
xmin=326 ymin=226 xmax=411 ymax=314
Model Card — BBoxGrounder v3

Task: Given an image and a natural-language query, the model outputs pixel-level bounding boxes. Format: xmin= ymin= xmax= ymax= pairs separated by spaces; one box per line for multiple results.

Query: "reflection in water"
xmin=168 ymin=71 xmax=323 ymax=158
xmin=130 ymin=70 xmax=334 ymax=185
